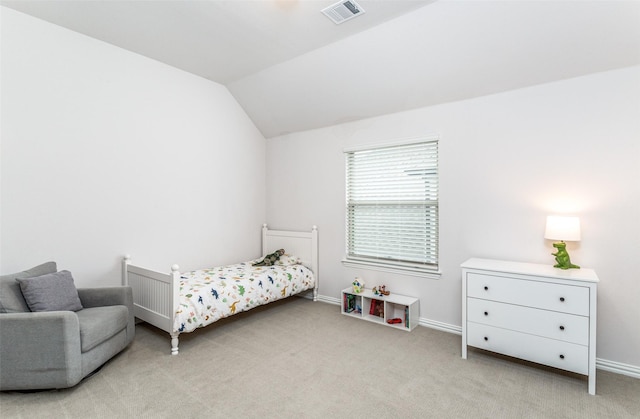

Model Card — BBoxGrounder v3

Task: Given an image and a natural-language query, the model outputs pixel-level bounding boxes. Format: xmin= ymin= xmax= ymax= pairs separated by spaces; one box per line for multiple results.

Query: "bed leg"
xmin=313 ymin=288 xmax=318 ymax=302
xmin=170 ymin=333 xmax=179 ymax=355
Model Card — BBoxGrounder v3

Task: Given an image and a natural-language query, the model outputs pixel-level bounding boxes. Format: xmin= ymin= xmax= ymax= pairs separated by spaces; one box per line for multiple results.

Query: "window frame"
xmin=342 ymin=136 xmax=440 ymax=278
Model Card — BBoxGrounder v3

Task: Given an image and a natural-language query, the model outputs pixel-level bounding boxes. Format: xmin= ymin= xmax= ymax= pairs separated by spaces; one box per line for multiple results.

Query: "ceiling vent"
xmin=322 ymin=0 xmax=365 ymax=25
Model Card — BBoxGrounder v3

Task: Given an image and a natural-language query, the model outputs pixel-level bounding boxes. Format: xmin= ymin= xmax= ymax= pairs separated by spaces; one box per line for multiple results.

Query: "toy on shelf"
xmin=369 ymin=299 xmax=385 ymax=318
xmin=344 ymin=293 xmax=356 ymax=313
xmin=352 ymin=277 xmax=365 ymax=293
xmin=372 ymin=285 xmax=390 ymax=296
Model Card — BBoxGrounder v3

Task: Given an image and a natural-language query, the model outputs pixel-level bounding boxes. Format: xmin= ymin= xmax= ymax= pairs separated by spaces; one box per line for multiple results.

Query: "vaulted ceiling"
xmin=3 ymin=0 xmax=640 ymax=138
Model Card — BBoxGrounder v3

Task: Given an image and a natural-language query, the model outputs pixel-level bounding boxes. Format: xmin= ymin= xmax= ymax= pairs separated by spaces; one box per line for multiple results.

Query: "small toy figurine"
xmin=372 ymin=285 xmax=390 ymax=296
xmin=551 ymin=242 xmax=580 ymax=270
xmin=352 ymin=277 xmax=364 ymax=293
xmin=252 ymin=249 xmax=285 ymax=266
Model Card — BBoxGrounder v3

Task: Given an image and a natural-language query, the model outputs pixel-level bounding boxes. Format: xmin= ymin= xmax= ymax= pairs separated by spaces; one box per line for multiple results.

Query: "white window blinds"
xmin=345 ymin=139 xmax=438 ymax=271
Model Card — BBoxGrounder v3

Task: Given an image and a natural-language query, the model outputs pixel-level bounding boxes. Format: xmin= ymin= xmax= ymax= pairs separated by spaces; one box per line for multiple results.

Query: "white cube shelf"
xmin=341 ymin=287 xmax=419 ymax=331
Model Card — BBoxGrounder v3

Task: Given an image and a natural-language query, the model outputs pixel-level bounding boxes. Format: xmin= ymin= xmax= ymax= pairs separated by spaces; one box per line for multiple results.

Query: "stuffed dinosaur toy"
xmin=551 ymin=242 xmax=580 ymax=270
xmin=252 ymin=249 xmax=285 ymax=266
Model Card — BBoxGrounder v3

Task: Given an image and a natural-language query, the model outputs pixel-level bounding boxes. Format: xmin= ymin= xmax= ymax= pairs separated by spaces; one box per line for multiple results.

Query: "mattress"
xmin=174 ymin=258 xmax=315 ymax=333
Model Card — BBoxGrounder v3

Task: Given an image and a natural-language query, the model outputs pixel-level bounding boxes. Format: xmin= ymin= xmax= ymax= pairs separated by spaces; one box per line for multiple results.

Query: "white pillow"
xmin=274 ymin=254 xmax=302 ymax=266
xmin=248 ymin=254 xmax=301 ymax=266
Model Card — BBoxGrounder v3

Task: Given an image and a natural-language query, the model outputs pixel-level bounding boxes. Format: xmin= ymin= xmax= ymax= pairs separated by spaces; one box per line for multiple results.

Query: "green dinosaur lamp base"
xmin=551 ymin=241 xmax=580 ymax=270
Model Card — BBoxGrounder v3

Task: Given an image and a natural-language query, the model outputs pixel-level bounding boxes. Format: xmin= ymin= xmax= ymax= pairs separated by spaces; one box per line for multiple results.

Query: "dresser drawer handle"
xmin=484 ymin=336 xmax=489 ymax=341
xmin=484 ymin=286 xmax=489 ymax=291
xmin=484 ymin=311 xmax=489 ymax=316
xmin=559 ymin=354 xmax=565 ymax=359
xmin=559 ymin=325 xmax=565 ymax=331
xmin=559 ymin=297 xmax=565 ymax=302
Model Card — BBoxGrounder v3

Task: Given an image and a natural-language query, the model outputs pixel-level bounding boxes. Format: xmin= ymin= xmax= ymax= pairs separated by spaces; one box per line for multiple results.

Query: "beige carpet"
xmin=1 ymin=298 xmax=639 ymax=418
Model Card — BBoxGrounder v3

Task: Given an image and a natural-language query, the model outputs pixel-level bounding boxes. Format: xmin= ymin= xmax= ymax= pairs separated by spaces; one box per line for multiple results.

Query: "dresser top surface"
xmin=461 ymin=258 xmax=599 ymax=283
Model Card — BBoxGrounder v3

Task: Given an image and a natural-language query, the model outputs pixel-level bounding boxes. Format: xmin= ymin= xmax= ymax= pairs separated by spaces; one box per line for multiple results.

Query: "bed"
xmin=122 ymin=224 xmax=318 ymax=355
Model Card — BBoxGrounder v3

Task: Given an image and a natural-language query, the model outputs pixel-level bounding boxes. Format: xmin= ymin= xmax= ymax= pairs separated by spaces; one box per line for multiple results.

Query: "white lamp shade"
xmin=544 ymin=216 xmax=581 ymax=241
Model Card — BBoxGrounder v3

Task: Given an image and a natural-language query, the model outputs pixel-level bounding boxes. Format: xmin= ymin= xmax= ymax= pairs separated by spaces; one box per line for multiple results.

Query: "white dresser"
xmin=461 ymin=258 xmax=598 ymax=395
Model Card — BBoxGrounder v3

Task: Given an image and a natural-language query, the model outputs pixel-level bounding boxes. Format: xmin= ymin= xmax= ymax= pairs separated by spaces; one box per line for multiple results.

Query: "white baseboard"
xmin=419 ymin=317 xmax=462 ymax=335
xmin=596 ymin=358 xmax=640 ymax=379
xmin=318 ymin=294 xmax=640 ymax=379
xmin=317 ymin=294 xmax=340 ymax=305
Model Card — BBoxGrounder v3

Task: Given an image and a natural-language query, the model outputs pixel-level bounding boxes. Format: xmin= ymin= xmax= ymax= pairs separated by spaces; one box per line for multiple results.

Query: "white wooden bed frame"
xmin=123 ymin=224 xmax=318 ymax=355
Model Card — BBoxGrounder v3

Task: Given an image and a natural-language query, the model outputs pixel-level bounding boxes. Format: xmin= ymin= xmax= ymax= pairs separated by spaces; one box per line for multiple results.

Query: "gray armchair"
xmin=0 ymin=262 xmax=135 ymax=391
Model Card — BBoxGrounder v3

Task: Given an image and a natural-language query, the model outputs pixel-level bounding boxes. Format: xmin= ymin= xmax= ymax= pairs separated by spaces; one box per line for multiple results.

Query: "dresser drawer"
xmin=467 ymin=298 xmax=589 ymax=345
xmin=466 ymin=273 xmax=590 ymax=316
xmin=467 ymin=323 xmax=589 ymax=375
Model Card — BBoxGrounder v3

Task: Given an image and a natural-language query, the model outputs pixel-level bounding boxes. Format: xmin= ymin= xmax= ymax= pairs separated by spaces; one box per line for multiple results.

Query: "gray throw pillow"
xmin=0 ymin=261 xmax=57 ymax=313
xmin=17 ymin=270 xmax=83 ymax=312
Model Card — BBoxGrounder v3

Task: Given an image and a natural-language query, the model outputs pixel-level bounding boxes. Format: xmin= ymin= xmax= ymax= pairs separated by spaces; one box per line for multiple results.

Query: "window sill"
xmin=341 ymin=258 xmax=441 ymax=279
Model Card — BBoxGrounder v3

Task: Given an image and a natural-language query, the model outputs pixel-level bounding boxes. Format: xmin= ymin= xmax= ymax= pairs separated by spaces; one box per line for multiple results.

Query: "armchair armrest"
xmin=0 ymin=311 xmax=82 ymax=390
xmin=77 ymin=286 xmax=135 ymax=346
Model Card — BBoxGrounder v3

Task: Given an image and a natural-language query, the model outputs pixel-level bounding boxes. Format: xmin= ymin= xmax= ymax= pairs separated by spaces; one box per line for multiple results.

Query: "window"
xmin=344 ymin=138 xmax=439 ymax=276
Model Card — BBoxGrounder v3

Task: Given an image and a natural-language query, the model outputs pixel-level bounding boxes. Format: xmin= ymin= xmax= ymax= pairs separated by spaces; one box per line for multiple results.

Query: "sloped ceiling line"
xmin=2 ymin=0 xmax=639 ymax=138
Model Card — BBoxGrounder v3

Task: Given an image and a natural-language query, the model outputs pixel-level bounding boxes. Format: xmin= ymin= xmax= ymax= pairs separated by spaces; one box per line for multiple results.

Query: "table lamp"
xmin=544 ymin=215 xmax=581 ymax=269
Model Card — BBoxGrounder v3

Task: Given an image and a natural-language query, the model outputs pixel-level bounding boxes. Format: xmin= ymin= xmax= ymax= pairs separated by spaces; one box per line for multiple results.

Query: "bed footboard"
xmin=123 ymin=256 xmax=181 ymax=354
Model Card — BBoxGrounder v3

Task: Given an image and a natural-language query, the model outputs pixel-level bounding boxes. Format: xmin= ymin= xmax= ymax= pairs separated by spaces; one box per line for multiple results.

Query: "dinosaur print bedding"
xmin=174 ymin=257 xmax=315 ymax=334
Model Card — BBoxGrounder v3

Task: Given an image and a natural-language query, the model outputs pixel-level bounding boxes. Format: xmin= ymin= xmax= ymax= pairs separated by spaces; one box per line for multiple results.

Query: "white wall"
xmin=1 ymin=4 xmax=638 ymax=373
xmin=266 ymin=66 xmax=640 ymax=368
xmin=0 ymin=8 xmax=267 ymax=285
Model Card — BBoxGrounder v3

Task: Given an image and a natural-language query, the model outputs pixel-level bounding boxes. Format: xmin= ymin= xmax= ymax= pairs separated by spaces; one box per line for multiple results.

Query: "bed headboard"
xmin=262 ymin=224 xmax=318 ymax=281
